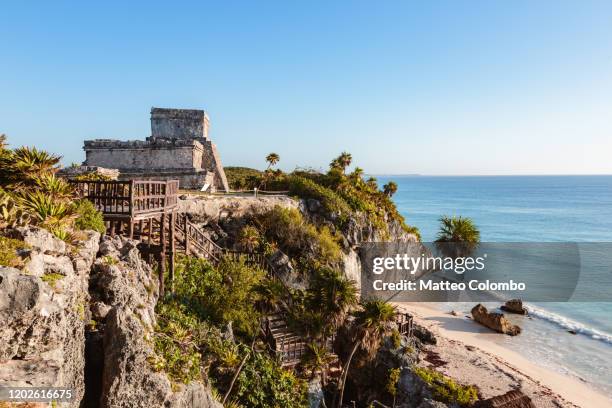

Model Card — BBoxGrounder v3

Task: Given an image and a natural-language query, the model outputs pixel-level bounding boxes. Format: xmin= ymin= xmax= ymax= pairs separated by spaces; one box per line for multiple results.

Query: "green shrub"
xmin=152 ymin=300 xmax=203 ymax=385
xmin=234 ymin=352 xmax=308 ymax=408
xmin=390 ymin=328 xmax=401 ymax=349
xmin=72 ymin=172 xmax=112 ymax=181
xmin=41 ymin=272 xmax=64 ymax=288
xmin=257 ymin=206 xmax=342 ymax=269
xmin=173 ymin=256 xmax=265 ymax=337
xmin=73 ymin=199 xmax=105 ymax=234
xmin=0 ymin=236 xmax=29 ymax=267
xmin=224 ymin=166 xmax=263 ymax=190
xmin=412 ymin=367 xmax=478 ymax=406
xmin=285 ymin=176 xmax=352 ymax=225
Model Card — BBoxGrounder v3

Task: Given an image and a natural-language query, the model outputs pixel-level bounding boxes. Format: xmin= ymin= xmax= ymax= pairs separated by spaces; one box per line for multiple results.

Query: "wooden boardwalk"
xmin=70 ymin=179 xmax=266 ymax=294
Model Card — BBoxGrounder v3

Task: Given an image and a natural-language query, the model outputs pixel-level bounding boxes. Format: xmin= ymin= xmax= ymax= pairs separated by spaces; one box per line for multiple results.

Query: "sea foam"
xmin=526 ymin=304 xmax=612 ymax=345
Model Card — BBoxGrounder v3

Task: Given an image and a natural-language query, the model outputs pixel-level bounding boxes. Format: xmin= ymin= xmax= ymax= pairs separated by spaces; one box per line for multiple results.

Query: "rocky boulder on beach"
xmin=471 ymin=304 xmax=521 ymax=336
xmin=500 ymin=299 xmax=527 ymax=315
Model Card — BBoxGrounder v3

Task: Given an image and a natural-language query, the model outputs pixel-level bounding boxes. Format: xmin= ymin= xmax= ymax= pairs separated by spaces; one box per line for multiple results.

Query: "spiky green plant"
xmin=237 ymin=225 xmax=261 ymax=252
xmin=0 ymin=187 xmax=30 ymax=228
xmin=435 ymin=215 xmax=480 ymax=258
xmin=301 ymin=342 xmax=336 ymax=385
xmin=307 ymin=267 xmax=358 ymax=331
xmin=6 ymin=146 xmax=61 ymax=185
xmin=254 ymin=277 xmax=288 ymax=314
xmin=17 ymin=190 xmax=74 ymax=225
xmin=33 ymin=174 xmax=75 ymax=200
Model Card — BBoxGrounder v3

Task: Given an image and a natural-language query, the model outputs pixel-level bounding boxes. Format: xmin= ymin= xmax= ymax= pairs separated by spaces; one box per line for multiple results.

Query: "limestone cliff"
xmin=178 ymin=194 xmax=420 ymax=288
xmin=90 ymin=236 xmax=221 ymax=408
xmin=0 ymin=227 xmax=100 ymax=407
xmin=0 ymin=229 xmax=220 ymax=408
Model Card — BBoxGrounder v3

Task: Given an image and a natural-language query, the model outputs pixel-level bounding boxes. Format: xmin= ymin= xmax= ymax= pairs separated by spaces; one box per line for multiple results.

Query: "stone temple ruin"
xmin=82 ymin=108 xmax=229 ymax=191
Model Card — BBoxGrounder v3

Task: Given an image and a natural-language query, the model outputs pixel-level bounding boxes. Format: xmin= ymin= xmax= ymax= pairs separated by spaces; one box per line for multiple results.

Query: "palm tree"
xmin=330 ymin=152 xmax=352 ymax=174
xmin=435 ymin=215 xmax=480 ymax=258
xmin=237 ymin=225 xmax=261 ymax=252
xmin=254 ymin=277 xmax=289 ymax=314
xmin=366 ymin=177 xmax=378 ymax=191
xmin=302 ymin=342 xmax=336 ymax=386
xmin=383 ymin=181 xmax=398 ymax=197
xmin=265 ymin=152 xmax=280 ymax=169
xmin=337 ymin=299 xmax=397 ymax=407
xmin=349 ymin=167 xmax=364 ymax=183
xmin=308 ymin=268 xmax=358 ymax=331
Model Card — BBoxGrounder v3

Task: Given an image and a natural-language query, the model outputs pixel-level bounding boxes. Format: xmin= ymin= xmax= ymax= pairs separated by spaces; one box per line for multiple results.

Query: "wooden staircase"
xmin=263 ymin=314 xmax=341 ymax=372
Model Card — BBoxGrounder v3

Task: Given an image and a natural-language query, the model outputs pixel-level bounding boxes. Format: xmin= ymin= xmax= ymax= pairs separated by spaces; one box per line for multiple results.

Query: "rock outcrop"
xmin=500 ymin=299 xmax=527 ymax=315
xmin=90 ymin=236 xmax=221 ymax=408
xmin=0 ymin=227 xmax=100 ymax=407
xmin=471 ymin=304 xmax=521 ymax=336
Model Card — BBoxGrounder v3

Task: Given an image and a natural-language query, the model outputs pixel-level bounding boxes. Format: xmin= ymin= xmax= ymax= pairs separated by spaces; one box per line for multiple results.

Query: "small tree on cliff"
xmin=307 ymin=267 xmax=359 ymax=332
xmin=435 ymin=215 xmax=480 ymax=258
xmin=383 ymin=181 xmax=398 ymax=197
xmin=336 ymin=299 xmax=397 ymax=408
xmin=265 ymin=152 xmax=280 ymax=169
xmin=330 ymin=151 xmax=352 ymax=174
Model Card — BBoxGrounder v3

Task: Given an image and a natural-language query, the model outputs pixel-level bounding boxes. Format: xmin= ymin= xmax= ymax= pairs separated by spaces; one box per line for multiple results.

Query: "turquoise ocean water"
xmin=377 ymin=175 xmax=612 ymax=395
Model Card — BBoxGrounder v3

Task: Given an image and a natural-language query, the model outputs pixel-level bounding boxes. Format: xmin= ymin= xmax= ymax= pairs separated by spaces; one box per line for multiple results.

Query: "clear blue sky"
xmin=1 ymin=1 xmax=611 ymax=175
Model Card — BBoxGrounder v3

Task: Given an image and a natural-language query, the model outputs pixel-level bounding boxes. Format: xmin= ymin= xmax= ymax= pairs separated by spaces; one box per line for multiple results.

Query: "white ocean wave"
xmin=525 ymin=304 xmax=612 ymax=345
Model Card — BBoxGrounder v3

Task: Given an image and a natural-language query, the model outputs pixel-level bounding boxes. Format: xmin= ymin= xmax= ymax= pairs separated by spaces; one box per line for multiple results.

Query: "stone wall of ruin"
xmin=150 ymin=108 xmax=209 ymax=140
xmin=84 ymin=139 xmax=204 ymax=171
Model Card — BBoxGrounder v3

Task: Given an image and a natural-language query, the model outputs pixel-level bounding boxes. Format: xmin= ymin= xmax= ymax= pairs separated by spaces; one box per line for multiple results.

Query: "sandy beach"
xmin=396 ymin=302 xmax=612 ymax=408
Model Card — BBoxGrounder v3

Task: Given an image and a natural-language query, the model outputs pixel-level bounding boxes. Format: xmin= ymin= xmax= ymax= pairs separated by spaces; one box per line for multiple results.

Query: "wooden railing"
xmin=70 ymin=179 xmax=179 ymax=217
xmin=396 ymin=312 xmax=414 ymax=337
xmin=175 ymin=214 xmax=224 ymax=262
xmin=224 ymin=250 xmax=270 ymax=272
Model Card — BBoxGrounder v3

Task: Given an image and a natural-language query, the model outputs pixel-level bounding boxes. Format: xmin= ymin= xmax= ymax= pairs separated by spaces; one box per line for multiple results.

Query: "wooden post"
xmin=147 ymin=218 xmax=153 ymax=245
xmin=168 ymin=211 xmax=176 ymax=293
xmin=159 ymin=213 xmax=167 ymax=298
xmin=184 ymin=214 xmax=190 ymax=255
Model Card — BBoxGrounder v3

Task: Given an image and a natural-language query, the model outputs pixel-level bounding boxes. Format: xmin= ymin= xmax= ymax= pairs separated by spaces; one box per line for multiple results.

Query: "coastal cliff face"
xmin=178 ymin=194 xmax=419 ymax=288
xmin=91 ymin=236 xmax=220 ymax=408
xmin=0 ymin=229 xmax=220 ymax=408
xmin=0 ymin=227 xmax=100 ymax=407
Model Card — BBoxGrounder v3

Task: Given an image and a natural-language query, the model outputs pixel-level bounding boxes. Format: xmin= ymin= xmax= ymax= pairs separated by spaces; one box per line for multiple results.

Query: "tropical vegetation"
xmin=225 ymin=152 xmax=420 ymax=240
xmin=0 ymin=134 xmax=105 ymax=241
xmin=435 ymin=215 xmax=481 ymax=258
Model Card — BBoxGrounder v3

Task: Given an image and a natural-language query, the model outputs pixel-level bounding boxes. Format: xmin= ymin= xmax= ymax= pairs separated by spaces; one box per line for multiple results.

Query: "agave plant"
xmin=32 ymin=174 xmax=75 ymax=200
xmin=4 ymin=146 xmax=61 ymax=186
xmin=0 ymin=188 xmax=30 ymax=228
xmin=16 ymin=190 xmax=75 ymax=225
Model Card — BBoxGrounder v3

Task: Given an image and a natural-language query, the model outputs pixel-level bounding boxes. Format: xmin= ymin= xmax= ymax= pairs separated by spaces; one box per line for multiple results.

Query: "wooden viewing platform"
xmin=70 ymin=179 xmax=268 ymax=294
